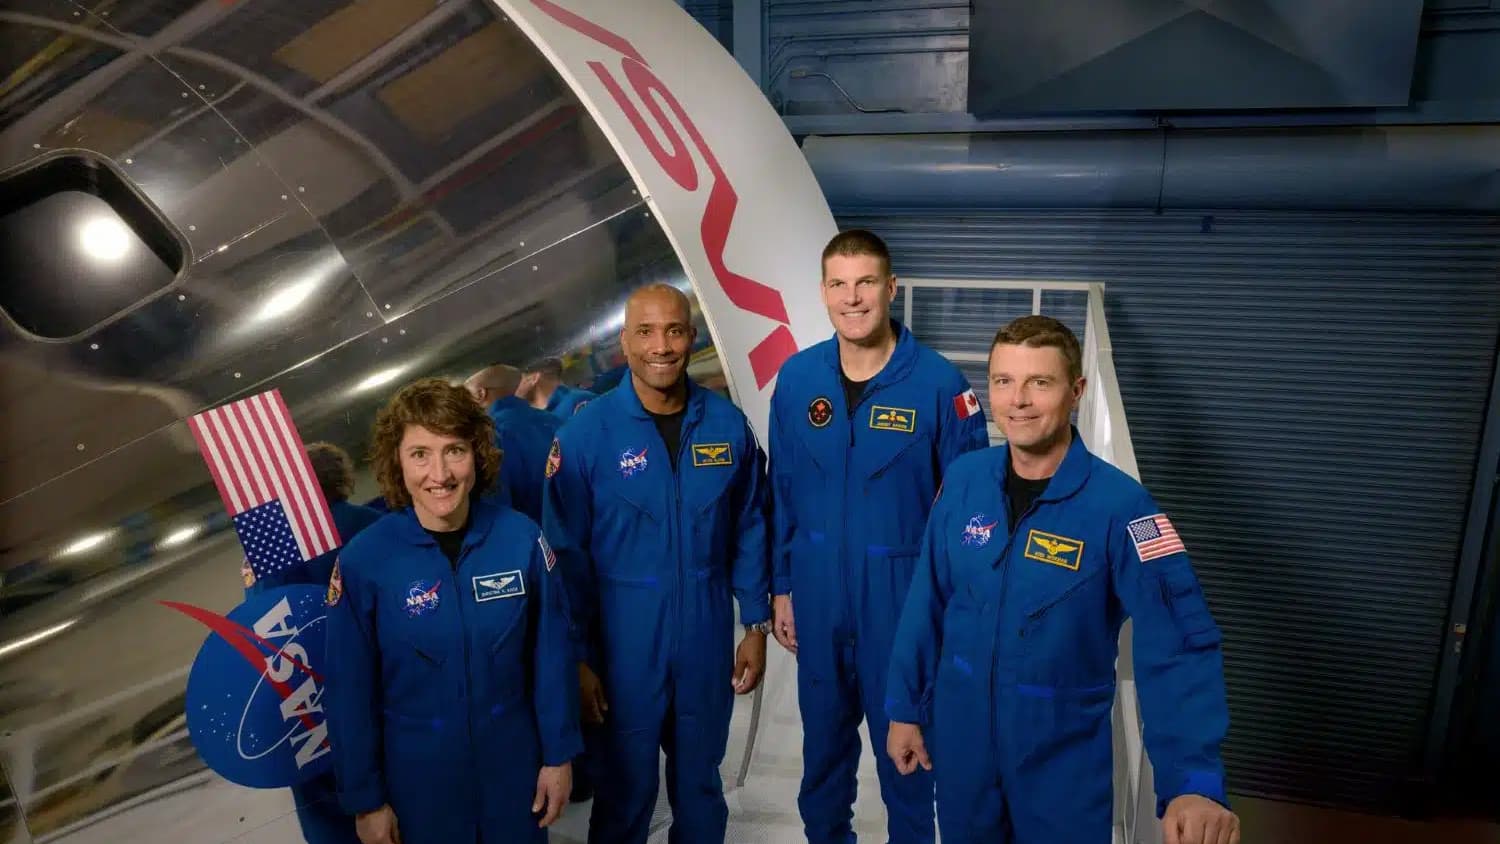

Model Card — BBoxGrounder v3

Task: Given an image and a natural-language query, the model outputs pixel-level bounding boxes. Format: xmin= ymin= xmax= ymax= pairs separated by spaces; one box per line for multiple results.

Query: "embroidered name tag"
xmin=472 ymin=570 xmax=525 ymax=602
xmin=869 ymin=405 xmax=916 ymax=433
xmin=691 ymin=443 xmax=733 ymax=467
xmin=1024 ymin=530 xmax=1085 ymax=571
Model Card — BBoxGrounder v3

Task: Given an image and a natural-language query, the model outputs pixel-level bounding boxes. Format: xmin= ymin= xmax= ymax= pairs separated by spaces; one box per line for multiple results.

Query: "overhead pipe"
xmin=801 ymin=125 xmax=1500 ymax=211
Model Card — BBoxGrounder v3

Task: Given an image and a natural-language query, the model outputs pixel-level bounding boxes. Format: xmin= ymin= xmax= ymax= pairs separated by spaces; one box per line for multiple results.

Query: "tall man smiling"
xmin=767 ymin=229 xmax=989 ymax=843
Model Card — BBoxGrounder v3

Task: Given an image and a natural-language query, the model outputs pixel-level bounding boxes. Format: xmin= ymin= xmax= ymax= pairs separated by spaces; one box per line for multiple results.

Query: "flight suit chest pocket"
xmin=470 ymin=570 xmax=531 ymax=706
xmin=600 ymin=462 xmax=662 ymax=523
xmin=469 ymin=570 xmax=530 ymax=646
xmin=1013 ymin=525 xmax=1102 ymax=615
xmin=684 ymin=437 xmax=737 ymax=514
xmin=858 ymin=423 xmax=928 ymax=485
xmin=377 ymin=578 xmax=458 ymax=715
xmin=381 ymin=576 xmax=457 ymax=655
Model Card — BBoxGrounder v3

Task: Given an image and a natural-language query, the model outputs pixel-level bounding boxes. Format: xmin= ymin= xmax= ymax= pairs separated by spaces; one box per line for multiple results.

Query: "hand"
xmin=772 ymin=594 xmax=797 ymax=653
xmin=579 ymin=663 xmax=608 ymax=724
xmin=733 ymin=628 xmax=767 ymax=694
xmin=1163 ymin=794 xmax=1240 ymax=844
xmin=355 ymin=804 xmax=401 ymax=844
xmin=533 ymin=762 xmax=572 ymax=828
xmin=886 ymin=721 xmax=932 ymax=775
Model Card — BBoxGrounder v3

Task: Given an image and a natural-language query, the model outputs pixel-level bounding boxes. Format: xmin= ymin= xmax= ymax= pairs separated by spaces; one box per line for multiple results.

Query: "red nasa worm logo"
xmin=528 ymin=0 xmax=798 ymax=389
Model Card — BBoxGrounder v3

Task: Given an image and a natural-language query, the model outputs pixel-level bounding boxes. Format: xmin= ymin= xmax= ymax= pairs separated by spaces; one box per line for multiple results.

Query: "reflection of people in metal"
xmin=886 ymin=316 xmax=1239 ymax=844
xmin=518 ymin=356 xmax=597 ymax=419
xmin=325 ymin=379 xmax=580 ymax=844
xmin=465 ymin=364 xmax=562 ymax=523
xmin=768 ymin=230 xmax=988 ymax=844
xmin=244 ymin=442 xmax=380 ymax=844
xmin=542 ymin=284 xmax=771 ymax=844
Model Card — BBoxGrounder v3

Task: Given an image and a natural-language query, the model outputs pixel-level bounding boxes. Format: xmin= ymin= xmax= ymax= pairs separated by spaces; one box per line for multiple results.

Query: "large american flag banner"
xmin=187 ymin=389 xmax=340 ymax=581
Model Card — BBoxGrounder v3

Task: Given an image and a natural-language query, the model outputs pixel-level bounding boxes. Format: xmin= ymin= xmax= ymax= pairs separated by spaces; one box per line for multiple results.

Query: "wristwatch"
xmin=744 ymin=620 xmax=772 ymax=635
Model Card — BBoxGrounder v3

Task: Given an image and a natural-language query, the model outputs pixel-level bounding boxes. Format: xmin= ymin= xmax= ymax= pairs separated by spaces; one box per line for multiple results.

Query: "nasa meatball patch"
xmin=170 ymin=585 xmax=333 ymax=788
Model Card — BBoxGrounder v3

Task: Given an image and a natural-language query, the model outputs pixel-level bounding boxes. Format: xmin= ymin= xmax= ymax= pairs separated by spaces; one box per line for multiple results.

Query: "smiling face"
xmin=398 ymin=424 xmax=475 ymax=531
xmin=821 ymin=252 xmax=896 ymax=345
xmin=621 ymin=286 xmax=696 ymax=395
xmin=988 ymin=342 xmax=1084 ymax=457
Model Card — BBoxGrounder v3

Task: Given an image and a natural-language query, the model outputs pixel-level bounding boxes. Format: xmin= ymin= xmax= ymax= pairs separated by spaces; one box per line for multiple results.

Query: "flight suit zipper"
xmin=840 ymin=376 xmax=889 ymax=642
xmin=671 ymin=417 xmax=690 ymax=666
xmin=450 ymin=541 xmax=480 ymax=825
xmin=990 ymin=494 xmax=1043 ymax=716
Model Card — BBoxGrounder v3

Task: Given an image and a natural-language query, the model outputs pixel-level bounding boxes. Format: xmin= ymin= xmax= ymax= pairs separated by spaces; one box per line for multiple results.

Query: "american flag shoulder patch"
xmin=1126 ymin=513 xmax=1186 ymax=563
xmin=538 ymin=534 xmax=557 ymax=572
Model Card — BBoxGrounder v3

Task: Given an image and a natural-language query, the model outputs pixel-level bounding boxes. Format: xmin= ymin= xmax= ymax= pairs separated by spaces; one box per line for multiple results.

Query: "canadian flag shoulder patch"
xmin=953 ymin=389 xmax=981 ymax=420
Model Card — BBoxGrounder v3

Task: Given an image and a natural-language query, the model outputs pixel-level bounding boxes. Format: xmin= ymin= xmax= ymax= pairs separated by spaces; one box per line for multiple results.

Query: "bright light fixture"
xmin=79 ymin=217 xmax=131 ymax=261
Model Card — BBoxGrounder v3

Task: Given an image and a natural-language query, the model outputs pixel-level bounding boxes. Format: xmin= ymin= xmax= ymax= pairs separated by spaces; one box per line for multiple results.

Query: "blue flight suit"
xmin=325 ymin=499 xmax=582 ymax=844
xmin=546 ymin=384 xmax=597 ymax=420
xmin=248 ymin=498 xmax=381 ymax=844
xmin=768 ymin=322 xmax=988 ymax=844
xmin=488 ymin=396 xmax=563 ymax=524
xmin=886 ymin=433 xmax=1230 ymax=843
xmin=542 ymin=381 xmax=771 ymax=844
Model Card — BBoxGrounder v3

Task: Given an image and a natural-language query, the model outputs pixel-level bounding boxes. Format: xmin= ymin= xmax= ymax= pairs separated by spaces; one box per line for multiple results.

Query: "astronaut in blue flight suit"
xmin=518 ymin=356 xmax=597 ymax=420
xmin=886 ymin=316 xmax=1240 ymax=844
xmin=325 ymin=378 xmax=580 ymax=844
xmin=246 ymin=442 xmax=380 ymax=844
xmin=543 ymin=283 xmax=772 ymax=844
xmin=767 ymin=230 xmax=989 ymax=844
xmin=466 ymin=364 xmax=562 ymax=524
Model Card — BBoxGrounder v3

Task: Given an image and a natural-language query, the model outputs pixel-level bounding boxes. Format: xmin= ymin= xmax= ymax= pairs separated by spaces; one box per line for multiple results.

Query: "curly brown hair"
xmin=368 ymin=377 xmax=501 ymax=510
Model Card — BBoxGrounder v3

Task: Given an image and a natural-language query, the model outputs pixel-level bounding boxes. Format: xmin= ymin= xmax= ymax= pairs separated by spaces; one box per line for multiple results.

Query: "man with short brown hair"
xmin=886 ymin=314 xmax=1239 ymax=844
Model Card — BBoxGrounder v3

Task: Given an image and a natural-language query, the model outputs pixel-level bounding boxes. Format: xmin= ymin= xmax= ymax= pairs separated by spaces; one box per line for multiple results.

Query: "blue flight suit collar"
xmin=545 ymin=384 xmax=580 ymax=415
xmin=487 ymin=395 xmax=531 ymax=415
xmin=613 ymin=374 xmax=707 ymax=430
xmin=389 ymin=495 xmax=500 ymax=553
xmin=818 ymin=319 xmax=919 ymax=388
xmin=996 ymin=426 xmax=1093 ymax=504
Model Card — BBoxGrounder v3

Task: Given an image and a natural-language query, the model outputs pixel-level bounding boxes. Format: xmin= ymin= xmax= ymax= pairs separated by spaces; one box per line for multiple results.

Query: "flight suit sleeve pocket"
xmin=1158 ymin=565 xmax=1221 ymax=651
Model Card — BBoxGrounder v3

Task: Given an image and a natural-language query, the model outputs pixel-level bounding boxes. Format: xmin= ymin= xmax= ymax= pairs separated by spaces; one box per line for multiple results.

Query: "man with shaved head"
xmin=543 ymin=283 xmax=772 ymax=844
xmin=465 ymin=363 xmax=561 ymax=523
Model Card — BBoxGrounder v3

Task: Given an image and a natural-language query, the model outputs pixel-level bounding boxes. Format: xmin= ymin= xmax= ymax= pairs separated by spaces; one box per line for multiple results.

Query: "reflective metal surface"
xmin=0 ymin=1 xmax=725 ymax=840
